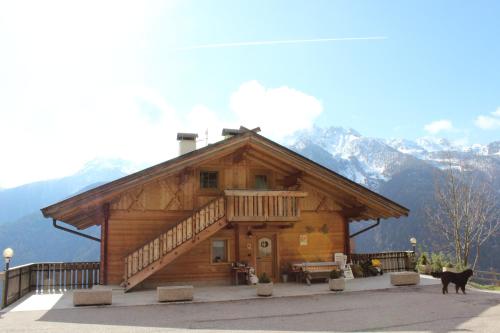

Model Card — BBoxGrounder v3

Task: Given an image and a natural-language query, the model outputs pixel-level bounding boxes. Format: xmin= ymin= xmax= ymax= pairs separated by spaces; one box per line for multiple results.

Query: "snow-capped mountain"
xmin=0 ymin=128 xmax=498 ymax=270
xmin=287 ymin=126 xmax=499 ymax=271
xmin=487 ymin=141 xmax=500 ymax=155
xmin=287 ymin=127 xmax=427 ymax=189
xmin=287 ymin=126 xmax=499 ymax=190
xmin=0 ymin=158 xmax=146 ymax=225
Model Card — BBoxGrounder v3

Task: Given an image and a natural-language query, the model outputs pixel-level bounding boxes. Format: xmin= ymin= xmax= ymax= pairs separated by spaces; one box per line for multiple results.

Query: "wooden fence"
xmin=471 ymin=270 xmax=500 ymax=286
xmin=350 ymin=251 xmax=415 ymax=272
xmin=1 ymin=262 xmax=100 ymax=309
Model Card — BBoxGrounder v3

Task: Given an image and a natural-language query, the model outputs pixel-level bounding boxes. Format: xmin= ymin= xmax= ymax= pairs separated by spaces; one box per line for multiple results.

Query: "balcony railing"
xmin=224 ymin=190 xmax=307 ymax=222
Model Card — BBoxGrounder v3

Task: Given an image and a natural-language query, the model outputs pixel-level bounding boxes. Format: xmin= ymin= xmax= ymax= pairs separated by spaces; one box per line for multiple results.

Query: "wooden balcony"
xmin=224 ymin=190 xmax=307 ymax=222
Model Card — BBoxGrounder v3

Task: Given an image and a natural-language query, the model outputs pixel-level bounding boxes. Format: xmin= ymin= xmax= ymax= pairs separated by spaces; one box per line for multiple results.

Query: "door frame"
xmin=253 ymin=231 xmax=279 ymax=282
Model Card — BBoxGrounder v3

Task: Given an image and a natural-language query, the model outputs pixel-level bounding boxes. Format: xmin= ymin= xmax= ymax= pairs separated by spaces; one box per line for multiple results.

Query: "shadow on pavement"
xmin=37 ymin=285 xmax=500 ymax=332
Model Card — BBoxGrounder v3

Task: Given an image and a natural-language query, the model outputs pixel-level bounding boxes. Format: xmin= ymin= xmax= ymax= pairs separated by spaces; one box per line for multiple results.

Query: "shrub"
xmin=430 ymin=252 xmax=447 ymax=272
xmin=329 ymin=269 xmax=343 ymax=279
xmin=351 ymin=264 xmax=364 ymax=278
xmin=418 ymin=253 xmax=429 ymax=266
xmin=258 ymin=272 xmax=271 ymax=284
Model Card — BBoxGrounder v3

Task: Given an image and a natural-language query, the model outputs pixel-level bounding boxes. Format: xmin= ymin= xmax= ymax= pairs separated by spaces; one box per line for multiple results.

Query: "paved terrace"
xmin=0 ymin=277 xmax=499 ymax=333
xmin=2 ymin=274 xmax=441 ymax=312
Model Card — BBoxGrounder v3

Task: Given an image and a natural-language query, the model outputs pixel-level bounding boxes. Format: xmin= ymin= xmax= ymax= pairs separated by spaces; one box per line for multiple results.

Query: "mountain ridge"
xmin=1 ymin=127 xmax=498 ymax=270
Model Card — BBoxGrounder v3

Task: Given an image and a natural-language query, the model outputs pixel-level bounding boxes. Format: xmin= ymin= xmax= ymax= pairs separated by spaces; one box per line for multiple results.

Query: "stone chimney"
xmin=176 ymin=133 xmax=198 ymax=155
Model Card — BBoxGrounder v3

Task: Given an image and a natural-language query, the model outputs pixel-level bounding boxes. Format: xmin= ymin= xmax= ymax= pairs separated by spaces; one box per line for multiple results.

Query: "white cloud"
xmin=229 ymin=80 xmax=323 ymax=140
xmin=0 ymin=78 xmax=323 ymax=188
xmin=475 ymin=107 xmax=500 ymax=130
xmin=0 ymin=1 xmax=177 ymax=188
xmin=424 ymin=120 xmax=454 ymax=134
xmin=184 ymin=105 xmax=234 ymax=145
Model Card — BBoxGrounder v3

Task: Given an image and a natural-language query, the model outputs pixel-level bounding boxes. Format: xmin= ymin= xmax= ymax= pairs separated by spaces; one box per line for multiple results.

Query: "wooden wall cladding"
xmin=278 ymin=212 xmax=345 ymax=266
xmin=300 ymin=182 xmax=343 ymax=212
xmin=107 ymin=212 xmax=345 ymax=285
xmin=146 ymin=228 xmax=235 ymax=285
xmin=105 ymin=149 xmax=348 ymax=286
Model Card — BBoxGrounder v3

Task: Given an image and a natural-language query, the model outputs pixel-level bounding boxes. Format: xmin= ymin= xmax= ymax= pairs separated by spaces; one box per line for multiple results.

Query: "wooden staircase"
xmin=123 ymin=197 xmax=227 ymax=291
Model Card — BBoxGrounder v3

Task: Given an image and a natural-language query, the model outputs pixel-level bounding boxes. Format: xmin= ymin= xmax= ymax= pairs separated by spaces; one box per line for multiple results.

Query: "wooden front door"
xmin=255 ymin=234 xmax=276 ymax=280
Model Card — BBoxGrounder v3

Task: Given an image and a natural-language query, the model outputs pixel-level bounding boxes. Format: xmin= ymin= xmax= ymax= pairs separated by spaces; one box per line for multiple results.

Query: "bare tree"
xmin=426 ymin=158 xmax=500 ymax=269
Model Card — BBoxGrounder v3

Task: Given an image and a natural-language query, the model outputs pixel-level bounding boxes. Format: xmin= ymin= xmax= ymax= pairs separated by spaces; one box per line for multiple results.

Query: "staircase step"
xmin=125 ymin=217 xmax=227 ymax=291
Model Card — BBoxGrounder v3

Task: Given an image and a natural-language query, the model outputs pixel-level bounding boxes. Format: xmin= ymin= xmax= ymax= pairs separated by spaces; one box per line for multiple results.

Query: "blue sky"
xmin=0 ymin=1 xmax=499 ymax=188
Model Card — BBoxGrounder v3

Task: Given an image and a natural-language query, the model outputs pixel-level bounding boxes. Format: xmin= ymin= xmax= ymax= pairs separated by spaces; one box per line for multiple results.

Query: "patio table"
xmin=231 ymin=267 xmax=250 ymax=285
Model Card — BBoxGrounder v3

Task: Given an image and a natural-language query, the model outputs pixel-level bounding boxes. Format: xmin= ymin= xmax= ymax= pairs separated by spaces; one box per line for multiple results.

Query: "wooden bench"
xmin=157 ymin=285 xmax=194 ymax=302
xmin=73 ymin=288 xmax=112 ymax=306
xmin=390 ymin=271 xmax=420 ymax=286
xmin=292 ymin=262 xmax=340 ymax=285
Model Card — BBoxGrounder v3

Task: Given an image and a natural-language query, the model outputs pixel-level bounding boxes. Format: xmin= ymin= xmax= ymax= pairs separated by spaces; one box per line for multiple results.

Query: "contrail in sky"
xmin=176 ymin=36 xmax=388 ymax=51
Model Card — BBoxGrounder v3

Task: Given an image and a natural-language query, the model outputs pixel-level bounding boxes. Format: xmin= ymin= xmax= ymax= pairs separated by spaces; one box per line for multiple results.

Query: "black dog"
xmin=441 ymin=269 xmax=473 ymax=294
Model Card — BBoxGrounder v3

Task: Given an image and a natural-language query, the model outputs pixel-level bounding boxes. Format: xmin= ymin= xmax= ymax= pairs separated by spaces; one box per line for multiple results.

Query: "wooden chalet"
xmin=41 ymin=128 xmax=409 ymax=291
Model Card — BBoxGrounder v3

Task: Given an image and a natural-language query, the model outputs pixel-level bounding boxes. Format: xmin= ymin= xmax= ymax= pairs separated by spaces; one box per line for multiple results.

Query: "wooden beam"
xmin=232 ymin=145 xmax=250 ymax=164
xmin=245 ymin=151 xmax=298 ymax=175
xmin=224 ymin=189 xmax=307 ymax=197
xmin=234 ymin=223 xmax=240 ymax=261
xmin=343 ymin=216 xmax=350 ymax=256
xmin=282 ymin=171 xmax=303 ymax=187
xmin=340 ymin=206 xmax=367 ymax=219
xmin=315 ymin=196 xmax=328 ymax=212
xmin=100 ymin=203 xmax=110 ymax=285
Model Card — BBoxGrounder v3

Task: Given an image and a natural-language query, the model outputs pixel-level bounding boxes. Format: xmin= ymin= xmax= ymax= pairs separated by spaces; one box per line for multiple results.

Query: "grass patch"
xmin=469 ymin=281 xmax=500 ymax=291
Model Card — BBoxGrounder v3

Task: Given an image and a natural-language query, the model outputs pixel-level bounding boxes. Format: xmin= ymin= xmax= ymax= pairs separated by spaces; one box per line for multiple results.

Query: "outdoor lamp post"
xmin=3 ymin=247 xmax=14 ymax=270
xmin=410 ymin=237 xmax=417 ymax=253
xmin=409 ymin=238 xmax=417 ymax=271
xmin=2 ymin=247 xmax=14 ymax=308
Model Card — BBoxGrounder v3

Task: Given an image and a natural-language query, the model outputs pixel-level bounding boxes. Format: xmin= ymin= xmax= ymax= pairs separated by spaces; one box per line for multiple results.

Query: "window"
xmin=211 ymin=239 xmax=228 ymax=263
xmin=254 ymin=175 xmax=268 ymax=189
xmin=200 ymin=171 xmax=218 ymax=189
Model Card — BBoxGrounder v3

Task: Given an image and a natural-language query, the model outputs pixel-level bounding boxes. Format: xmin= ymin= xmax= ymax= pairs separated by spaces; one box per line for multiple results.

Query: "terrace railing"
xmin=1 ymin=262 xmax=99 ymax=309
xmin=471 ymin=270 xmax=500 ymax=286
xmin=350 ymin=251 xmax=415 ymax=272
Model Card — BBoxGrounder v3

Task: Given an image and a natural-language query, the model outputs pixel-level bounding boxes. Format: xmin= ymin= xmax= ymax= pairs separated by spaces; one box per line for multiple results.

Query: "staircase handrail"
xmin=125 ymin=195 xmax=225 ymax=262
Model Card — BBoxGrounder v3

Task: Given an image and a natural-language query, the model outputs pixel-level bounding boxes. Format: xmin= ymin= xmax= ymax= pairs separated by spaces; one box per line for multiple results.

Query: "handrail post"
xmin=17 ymin=265 xmax=22 ymax=299
xmin=1 ymin=264 xmax=9 ymax=309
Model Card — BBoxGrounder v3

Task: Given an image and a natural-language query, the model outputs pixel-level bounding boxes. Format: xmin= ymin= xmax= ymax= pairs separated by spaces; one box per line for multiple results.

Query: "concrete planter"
xmin=257 ymin=282 xmax=273 ymax=296
xmin=390 ymin=271 xmax=420 ymax=286
xmin=443 ymin=267 xmax=457 ymax=273
xmin=328 ymin=278 xmax=345 ymax=291
xmin=157 ymin=285 xmax=194 ymax=302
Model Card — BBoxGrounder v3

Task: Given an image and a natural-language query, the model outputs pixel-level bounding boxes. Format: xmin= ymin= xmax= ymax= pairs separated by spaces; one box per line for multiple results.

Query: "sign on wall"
xmin=299 ymin=234 xmax=308 ymax=246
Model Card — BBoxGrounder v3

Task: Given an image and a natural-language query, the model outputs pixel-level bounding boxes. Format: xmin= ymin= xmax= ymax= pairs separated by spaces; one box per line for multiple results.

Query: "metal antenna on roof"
xmin=205 ymin=129 xmax=208 ymax=146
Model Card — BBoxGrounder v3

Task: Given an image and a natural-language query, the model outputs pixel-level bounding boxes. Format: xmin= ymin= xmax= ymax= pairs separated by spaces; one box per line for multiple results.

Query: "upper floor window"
xmin=200 ymin=171 xmax=218 ymax=189
xmin=254 ymin=175 xmax=268 ymax=189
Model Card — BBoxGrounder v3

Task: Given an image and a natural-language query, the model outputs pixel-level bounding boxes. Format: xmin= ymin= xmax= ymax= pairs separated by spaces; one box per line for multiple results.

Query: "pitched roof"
xmin=41 ymin=130 xmax=409 ymax=228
